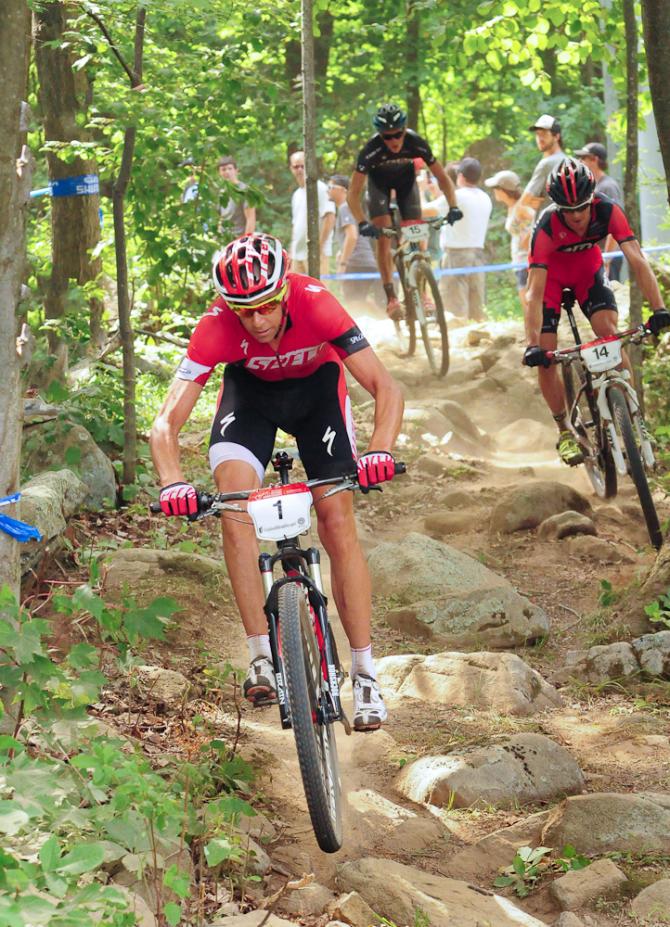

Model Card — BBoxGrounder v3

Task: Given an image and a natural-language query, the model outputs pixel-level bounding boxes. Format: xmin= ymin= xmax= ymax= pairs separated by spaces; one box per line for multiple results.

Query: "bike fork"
xmin=260 ymin=554 xmax=292 ymax=730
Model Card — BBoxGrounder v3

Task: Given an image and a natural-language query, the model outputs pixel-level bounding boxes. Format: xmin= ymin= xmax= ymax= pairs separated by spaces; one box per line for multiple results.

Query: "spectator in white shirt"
xmin=440 ymin=158 xmax=492 ymax=321
xmin=289 ymin=150 xmax=336 ymax=275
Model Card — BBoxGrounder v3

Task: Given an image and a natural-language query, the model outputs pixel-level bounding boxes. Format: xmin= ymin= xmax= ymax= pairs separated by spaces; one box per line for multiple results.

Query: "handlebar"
xmin=545 ymin=325 xmax=651 ymax=364
xmin=149 ymin=461 xmax=407 ymax=517
xmin=378 ymin=217 xmax=446 ymax=239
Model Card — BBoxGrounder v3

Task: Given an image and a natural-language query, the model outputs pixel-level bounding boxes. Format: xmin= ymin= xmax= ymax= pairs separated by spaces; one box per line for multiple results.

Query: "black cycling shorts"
xmin=208 ymin=362 xmax=358 ymax=483
xmin=541 ymin=266 xmax=617 ymax=334
xmin=367 ymin=173 xmax=422 ymax=221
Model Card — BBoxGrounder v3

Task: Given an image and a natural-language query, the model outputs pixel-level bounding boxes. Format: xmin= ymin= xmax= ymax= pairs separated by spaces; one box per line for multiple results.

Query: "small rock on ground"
xmin=538 ymin=511 xmax=597 ymax=541
xmin=631 ymin=878 xmax=670 ymax=923
xmin=549 ymin=858 xmax=627 ymax=910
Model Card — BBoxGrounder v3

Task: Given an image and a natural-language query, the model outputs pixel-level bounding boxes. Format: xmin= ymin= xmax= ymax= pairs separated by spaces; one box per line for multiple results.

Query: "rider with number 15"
xmin=522 ymin=158 xmax=670 ymax=465
xmin=347 ymin=103 xmax=463 ymax=321
xmin=149 ymin=235 xmax=404 ymax=732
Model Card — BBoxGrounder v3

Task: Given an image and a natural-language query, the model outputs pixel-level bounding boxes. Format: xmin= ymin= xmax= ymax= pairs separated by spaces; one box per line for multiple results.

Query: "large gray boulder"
xmin=396 ymin=733 xmax=584 ymax=809
xmin=541 ymin=793 xmax=670 ymax=855
xmin=22 ymin=418 xmax=116 ymax=509
xmin=631 ymin=879 xmax=670 ymax=923
xmin=549 ymin=859 xmax=627 ymax=911
xmin=376 ymin=652 xmax=562 ymax=716
xmin=490 ymin=482 xmax=592 ymax=534
xmin=103 ymin=548 xmax=228 ymax=591
xmin=336 ymin=857 xmax=549 ymax=926
xmin=18 ymin=469 xmax=88 ymax=572
xmin=555 ymin=631 xmax=670 ymax=685
xmin=369 ymin=533 xmax=549 ymax=649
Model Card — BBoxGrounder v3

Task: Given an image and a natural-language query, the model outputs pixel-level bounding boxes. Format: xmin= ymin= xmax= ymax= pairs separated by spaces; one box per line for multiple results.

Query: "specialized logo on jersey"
xmin=219 ymin=412 xmax=236 ymax=437
xmin=203 ymin=304 xmax=225 ymax=319
xmin=305 ymin=284 xmax=324 ymax=293
xmin=240 ymin=338 xmax=249 ymax=355
xmin=322 ymin=426 xmax=336 ymax=456
xmin=246 ymin=343 xmax=324 ymax=372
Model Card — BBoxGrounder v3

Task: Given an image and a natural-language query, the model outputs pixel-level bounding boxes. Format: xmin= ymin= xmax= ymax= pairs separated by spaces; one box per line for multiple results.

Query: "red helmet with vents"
xmin=546 ymin=157 xmax=595 ymax=209
xmin=212 ymin=235 xmax=288 ymax=306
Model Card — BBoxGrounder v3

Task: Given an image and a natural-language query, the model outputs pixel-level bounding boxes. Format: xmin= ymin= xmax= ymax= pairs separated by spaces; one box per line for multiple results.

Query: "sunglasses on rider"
xmin=560 ymin=201 xmax=592 ymax=214
xmin=230 ymin=284 xmax=287 ymax=318
xmin=381 ymin=130 xmax=405 ymax=140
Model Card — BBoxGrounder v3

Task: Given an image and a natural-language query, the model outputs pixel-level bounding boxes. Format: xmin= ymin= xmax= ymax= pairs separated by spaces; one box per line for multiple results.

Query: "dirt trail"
xmin=171 ymin=311 xmax=667 ymax=925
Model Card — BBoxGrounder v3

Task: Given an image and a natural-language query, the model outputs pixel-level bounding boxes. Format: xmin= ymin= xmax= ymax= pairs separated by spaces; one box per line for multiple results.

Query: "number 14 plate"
xmin=580 ymin=337 xmax=622 ymax=373
xmin=247 ymin=484 xmax=313 ymax=541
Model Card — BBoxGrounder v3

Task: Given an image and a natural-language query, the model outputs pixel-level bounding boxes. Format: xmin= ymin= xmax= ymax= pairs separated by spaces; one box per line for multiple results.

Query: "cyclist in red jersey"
xmin=523 ymin=158 xmax=670 ymax=465
xmin=150 ymin=234 xmax=404 ymax=731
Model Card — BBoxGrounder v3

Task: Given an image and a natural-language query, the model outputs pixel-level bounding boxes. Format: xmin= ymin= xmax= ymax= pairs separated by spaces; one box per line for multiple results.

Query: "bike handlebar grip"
xmin=149 ymin=502 xmax=161 ymax=513
xmin=394 ymin=461 xmax=407 ymax=475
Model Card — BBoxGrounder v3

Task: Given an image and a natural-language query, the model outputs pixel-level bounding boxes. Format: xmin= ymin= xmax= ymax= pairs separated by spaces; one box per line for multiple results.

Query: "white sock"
xmin=350 ymin=644 xmax=376 ymax=679
xmin=247 ymin=634 xmax=272 ymax=662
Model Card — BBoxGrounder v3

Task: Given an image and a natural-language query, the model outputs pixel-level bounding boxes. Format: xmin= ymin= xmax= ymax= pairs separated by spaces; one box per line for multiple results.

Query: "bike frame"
xmin=386 ymin=217 xmax=441 ymax=325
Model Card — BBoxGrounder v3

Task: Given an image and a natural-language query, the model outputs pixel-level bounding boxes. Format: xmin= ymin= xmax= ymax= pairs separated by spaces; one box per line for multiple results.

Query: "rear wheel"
xmin=563 ymin=363 xmax=617 ymax=499
xmin=412 ymin=263 xmax=449 ymax=377
xmin=279 ymin=583 xmax=342 ymax=852
xmin=608 ymin=386 xmax=662 ymax=549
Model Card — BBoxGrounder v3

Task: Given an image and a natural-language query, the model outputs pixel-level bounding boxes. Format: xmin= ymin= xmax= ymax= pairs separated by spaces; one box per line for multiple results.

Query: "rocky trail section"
xmin=25 ymin=316 xmax=670 ymax=926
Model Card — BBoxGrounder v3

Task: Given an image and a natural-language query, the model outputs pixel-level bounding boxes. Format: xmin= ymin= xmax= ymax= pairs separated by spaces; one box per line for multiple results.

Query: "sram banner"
xmin=247 ymin=484 xmax=313 ymax=541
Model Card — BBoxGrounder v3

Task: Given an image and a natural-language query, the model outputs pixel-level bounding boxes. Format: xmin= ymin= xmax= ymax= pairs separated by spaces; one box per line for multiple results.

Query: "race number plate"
xmin=402 ymin=223 xmax=429 ymax=243
xmin=580 ymin=338 xmax=622 ymax=373
xmin=247 ymin=484 xmax=313 ymax=541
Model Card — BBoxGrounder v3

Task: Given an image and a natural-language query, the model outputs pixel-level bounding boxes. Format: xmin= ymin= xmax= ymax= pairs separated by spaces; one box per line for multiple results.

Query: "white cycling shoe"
xmin=352 ymin=673 xmax=387 ymax=732
xmin=243 ymin=656 xmax=277 ymax=706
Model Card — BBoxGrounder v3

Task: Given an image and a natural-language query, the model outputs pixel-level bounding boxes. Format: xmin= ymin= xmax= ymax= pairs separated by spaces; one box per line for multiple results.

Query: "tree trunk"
xmin=623 ymin=0 xmax=643 ymax=405
xmin=34 ymin=2 xmax=104 ymax=372
xmin=640 ymin=0 xmax=670 ymax=208
xmin=89 ymin=4 xmax=145 ymax=486
xmin=301 ymin=0 xmax=320 ymax=279
xmin=0 ymin=1 xmax=31 ymax=596
xmin=406 ymin=0 xmax=421 ymax=132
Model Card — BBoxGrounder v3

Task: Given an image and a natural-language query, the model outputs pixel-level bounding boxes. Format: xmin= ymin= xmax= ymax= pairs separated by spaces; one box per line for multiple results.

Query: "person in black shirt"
xmin=347 ymin=103 xmax=463 ymax=320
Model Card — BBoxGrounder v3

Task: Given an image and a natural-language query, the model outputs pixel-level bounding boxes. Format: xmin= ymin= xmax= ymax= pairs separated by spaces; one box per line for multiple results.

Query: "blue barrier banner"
xmin=50 ymin=174 xmax=100 ymax=197
xmin=322 ymin=242 xmax=670 ymax=281
xmin=29 ymin=187 xmax=51 ymax=199
xmin=0 ymin=493 xmax=42 ymax=543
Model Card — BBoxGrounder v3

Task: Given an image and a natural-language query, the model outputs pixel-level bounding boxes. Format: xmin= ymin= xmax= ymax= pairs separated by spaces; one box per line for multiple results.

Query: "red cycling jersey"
xmin=529 ymin=195 xmax=635 ymax=271
xmin=529 ymin=196 xmax=636 ymax=316
xmin=176 ymin=273 xmax=369 ymax=386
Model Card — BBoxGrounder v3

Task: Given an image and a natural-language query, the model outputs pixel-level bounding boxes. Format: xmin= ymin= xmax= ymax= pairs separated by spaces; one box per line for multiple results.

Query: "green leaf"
xmin=165 ymin=901 xmax=182 ymax=925
xmin=55 ymin=842 xmax=105 ymax=876
xmin=66 ymin=642 xmax=100 ymax=670
xmin=0 ymin=803 xmax=30 ymax=836
xmin=39 ymin=836 xmax=61 ymax=872
xmin=163 ymin=864 xmax=190 ymax=899
xmin=204 ymin=837 xmax=237 ymax=867
xmin=71 ymin=585 xmax=106 ymax=621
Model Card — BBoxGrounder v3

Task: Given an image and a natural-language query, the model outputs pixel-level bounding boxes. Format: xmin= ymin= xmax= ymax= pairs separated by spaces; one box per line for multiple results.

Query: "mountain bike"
xmin=151 ymin=451 xmax=406 ymax=852
xmin=549 ymin=289 xmax=662 ymax=549
xmin=379 ymin=216 xmax=449 ymax=377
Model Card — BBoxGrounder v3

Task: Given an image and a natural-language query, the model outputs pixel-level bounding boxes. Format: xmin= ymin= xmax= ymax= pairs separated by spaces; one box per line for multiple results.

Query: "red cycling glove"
xmin=357 ymin=451 xmax=396 ymax=491
xmin=159 ymin=482 xmax=198 ymax=517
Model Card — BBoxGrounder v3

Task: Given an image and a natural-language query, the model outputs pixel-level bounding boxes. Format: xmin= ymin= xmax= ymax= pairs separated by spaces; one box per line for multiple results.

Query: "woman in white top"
xmin=485 ymin=170 xmax=535 ymax=311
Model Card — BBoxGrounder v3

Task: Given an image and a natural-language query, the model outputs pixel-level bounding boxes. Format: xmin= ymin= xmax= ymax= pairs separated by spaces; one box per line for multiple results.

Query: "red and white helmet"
xmin=212 ymin=234 xmax=288 ymax=306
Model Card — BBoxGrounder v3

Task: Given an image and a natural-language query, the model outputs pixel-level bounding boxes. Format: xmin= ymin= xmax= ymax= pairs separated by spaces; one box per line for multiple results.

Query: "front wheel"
xmin=608 ymin=386 xmax=662 ymax=550
xmin=411 ymin=263 xmax=449 ymax=377
xmin=279 ymin=583 xmax=342 ymax=852
xmin=563 ymin=363 xmax=617 ymax=499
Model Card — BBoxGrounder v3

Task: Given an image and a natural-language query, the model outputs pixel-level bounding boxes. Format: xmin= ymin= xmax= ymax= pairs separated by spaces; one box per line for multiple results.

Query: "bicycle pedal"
xmin=248 ymin=692 xmax=277 ymax=708
xmin=340 ymin=710 xmax=352 ymax=736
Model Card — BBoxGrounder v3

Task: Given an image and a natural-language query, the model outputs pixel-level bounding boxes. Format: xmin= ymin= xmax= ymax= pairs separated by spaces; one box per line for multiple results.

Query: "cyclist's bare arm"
xmin=621 ymin=239 xmax=665 ymax=310
xmin=428 ymin=160 xmax=457 ymax=208
xmin=525 ymin=266 xmax=548 ymax=344
xmin=344 ymin=347 xmax=404 ymax=451
xmin=320 ymin=211 xmax=336 ymax=252
xmin=346 ymin=171 xmax=367 ymax=224
xmin=244 ymin=206 xmax=256 ymax=235
xmin=519 ymin=191 xmax=543 ymax=211
xmin=149 ymin=379 xmax=204 ymax=484
xmin=339 ymin=222 xmax=358 ymax=266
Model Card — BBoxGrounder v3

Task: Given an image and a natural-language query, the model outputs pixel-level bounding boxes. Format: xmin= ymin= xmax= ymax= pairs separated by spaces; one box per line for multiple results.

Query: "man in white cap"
xmin=518 ymin=115 xmax=566 ymax=211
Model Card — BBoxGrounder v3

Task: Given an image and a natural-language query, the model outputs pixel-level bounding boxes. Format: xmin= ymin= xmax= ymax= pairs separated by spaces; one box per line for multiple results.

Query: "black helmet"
xmin=547 ymin=157 xmax=595 ymax=209
xmin=373 ymin=103 xmax=407 ymax=132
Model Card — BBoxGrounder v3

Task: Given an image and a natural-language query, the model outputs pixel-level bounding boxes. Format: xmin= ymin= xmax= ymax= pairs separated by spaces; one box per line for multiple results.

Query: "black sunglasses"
xmin=382 ymin=130 xmax=404 ymax=140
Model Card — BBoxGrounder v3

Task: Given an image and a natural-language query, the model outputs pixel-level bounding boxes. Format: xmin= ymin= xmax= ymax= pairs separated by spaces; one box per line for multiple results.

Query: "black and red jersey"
xmin=176 ymin=273 xmax=369 ymax=386
xmin=529 ymin=195 xmax=635 ymax=270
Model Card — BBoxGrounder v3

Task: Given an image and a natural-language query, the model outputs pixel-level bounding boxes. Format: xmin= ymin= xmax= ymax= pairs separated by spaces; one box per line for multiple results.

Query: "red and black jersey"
xmin=529 ymin=194 xmax=635 ymax=270
xmin=176 ymin=273 xmax=370 ymax=386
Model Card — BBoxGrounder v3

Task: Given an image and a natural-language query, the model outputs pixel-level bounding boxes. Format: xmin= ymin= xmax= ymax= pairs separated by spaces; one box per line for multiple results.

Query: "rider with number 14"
xmin=149 ymin=234 xmax=404 ymax=732
xmin=522 ymin=157 xmax=670 ymax=465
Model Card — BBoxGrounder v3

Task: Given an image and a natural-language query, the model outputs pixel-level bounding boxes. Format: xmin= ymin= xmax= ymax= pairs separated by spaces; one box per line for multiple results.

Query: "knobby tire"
xmin=608 ymin=386 xmax=662 ymax=550
xmin=278 ymin=583 xmax=342 ymax=852
xmin=414 ymin=263 xmax=449 ymax=377
xmin=563 ymin=364 xmax=616 ymax=499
